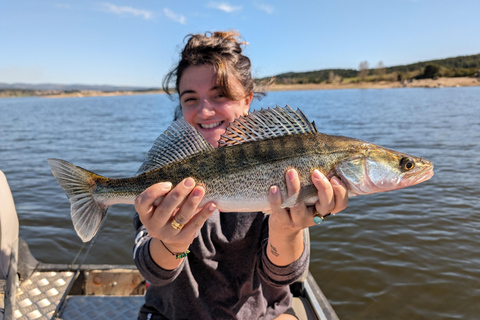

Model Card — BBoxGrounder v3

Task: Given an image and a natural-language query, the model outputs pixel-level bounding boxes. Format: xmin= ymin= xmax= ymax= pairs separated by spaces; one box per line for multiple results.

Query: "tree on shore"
xmin=359 ymin=61 xmax=369 ymax=81
xmin=423 ymin=64 xmax=440 ymax=79
xmin=375 ymin=61 xmax=386 ymax=80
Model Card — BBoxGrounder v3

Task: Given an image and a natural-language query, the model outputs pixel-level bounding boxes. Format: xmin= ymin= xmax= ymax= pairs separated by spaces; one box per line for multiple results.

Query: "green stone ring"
xmin=314 ymin=212 xmax=331 ymax=225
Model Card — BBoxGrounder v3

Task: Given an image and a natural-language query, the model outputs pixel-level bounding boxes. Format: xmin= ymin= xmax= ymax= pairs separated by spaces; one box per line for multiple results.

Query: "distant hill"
xmin=386 ymin=53 xmax=480 ymax=74
xmin=267 ymin=53 xmax=480 ymax=84
xmin=2 ymin=53 xmax=479 ymax=97
xmin=0 ymin=83 xmax=162 ymax=98
xmin=0 ymin=83 xmax=157 ymax=91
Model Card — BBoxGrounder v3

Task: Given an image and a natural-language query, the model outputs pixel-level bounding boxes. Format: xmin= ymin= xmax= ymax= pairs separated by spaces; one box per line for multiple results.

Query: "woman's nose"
xmin=198 ymin=99 xmax=215 ymax=116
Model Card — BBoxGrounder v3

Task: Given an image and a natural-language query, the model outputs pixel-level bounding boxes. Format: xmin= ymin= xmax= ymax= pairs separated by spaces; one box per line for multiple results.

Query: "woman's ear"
xmin=243 ymin=92 xmax=254 ymax=115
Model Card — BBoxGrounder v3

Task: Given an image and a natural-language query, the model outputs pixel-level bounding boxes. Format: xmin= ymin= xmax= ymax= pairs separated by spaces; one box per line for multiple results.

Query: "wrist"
xmin=159 ymin=240 xmax=190 ymax=259
xmin=269 ymin=223 xmax=303 ymax=242
xmin=267 ymin=232 xmax=304 ymax=266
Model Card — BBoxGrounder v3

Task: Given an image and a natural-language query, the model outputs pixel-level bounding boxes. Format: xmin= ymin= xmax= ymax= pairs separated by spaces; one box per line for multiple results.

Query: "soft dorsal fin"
xmin=218 ymin=105 xmax=317 ymax=147
xmin=137 ymin=119 xmax=214 ymax=174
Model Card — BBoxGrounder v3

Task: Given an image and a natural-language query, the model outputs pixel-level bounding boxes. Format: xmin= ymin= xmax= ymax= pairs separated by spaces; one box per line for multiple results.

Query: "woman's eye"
xmin=183 ymin=97 xmax=196 ymax=103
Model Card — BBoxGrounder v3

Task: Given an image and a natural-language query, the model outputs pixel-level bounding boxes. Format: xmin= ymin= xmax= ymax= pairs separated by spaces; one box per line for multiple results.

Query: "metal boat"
xmin=0 ymin=170 xmax=339 ymax=320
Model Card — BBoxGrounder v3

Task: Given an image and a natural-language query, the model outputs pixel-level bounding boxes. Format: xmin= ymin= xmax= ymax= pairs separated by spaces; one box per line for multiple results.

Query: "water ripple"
xmin=2 ymin=88 xmax=480 ymax=319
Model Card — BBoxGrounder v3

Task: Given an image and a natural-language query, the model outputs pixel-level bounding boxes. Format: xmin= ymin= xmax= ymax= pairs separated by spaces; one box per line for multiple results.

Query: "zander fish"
xmin=48 ymin=106 xmax=434 ymax=242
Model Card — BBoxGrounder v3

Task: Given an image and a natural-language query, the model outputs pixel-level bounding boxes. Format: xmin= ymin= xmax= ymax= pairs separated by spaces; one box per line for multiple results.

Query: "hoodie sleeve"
xmin=132 ymin=213 xmax=185 ymax=286
xmin=257 ymin=236 xmax=309 ymax=287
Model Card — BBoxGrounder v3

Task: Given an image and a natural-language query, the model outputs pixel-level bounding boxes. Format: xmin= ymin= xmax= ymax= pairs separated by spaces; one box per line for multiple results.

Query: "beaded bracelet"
xmin=160 ymin=240 xmax=190 ymax=259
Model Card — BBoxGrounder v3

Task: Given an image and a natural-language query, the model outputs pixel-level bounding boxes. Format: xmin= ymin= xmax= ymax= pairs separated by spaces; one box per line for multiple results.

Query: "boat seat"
xmin=0 ymin=171 xmax=19 ymax=280
xmin=0 ymin=170 xmax=20 ymax=319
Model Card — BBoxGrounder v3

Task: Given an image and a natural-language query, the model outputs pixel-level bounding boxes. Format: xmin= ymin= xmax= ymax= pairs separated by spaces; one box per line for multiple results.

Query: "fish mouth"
xmin=412 ymin=167 xmax=434 ymax=184
xmin=399 ymin=166 xmax=434 ymax=188
xmin=199 ymin=121 xmax=224 ymax=129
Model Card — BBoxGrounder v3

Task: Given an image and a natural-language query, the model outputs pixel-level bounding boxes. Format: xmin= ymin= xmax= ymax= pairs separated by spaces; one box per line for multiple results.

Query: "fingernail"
xmin=312 ymin=169 xmax=325 ymax=181
xmin=161 ymin=182 xmax=173 ymax=190
xmin=287 ymin=169 xmax=297 ymax=181
xmin=208 ymin=203 xmax=217 ymax=212
xmin=193 ymin=187 xmax=203 ymax=197
xmin=184 ymin=177 xmax=195 ymax=187
xmin=331 ymin=177 xmax=341 ymax=186
xmin=270 ymin=185 xmax=278 ymax=195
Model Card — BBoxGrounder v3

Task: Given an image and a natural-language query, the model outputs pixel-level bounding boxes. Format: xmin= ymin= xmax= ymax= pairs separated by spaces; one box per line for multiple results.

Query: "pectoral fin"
xmin=281 ymin=184 xmax=319 ymax=208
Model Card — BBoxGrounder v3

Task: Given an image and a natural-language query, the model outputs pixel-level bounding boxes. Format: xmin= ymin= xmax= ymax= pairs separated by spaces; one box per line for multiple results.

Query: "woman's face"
xmin=179 ymin=65 xmax=253 ymax=148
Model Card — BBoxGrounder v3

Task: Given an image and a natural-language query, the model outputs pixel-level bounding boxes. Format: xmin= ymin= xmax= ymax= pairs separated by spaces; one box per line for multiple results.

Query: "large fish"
xmin=48 ymin=106 xmax=433 ymax=242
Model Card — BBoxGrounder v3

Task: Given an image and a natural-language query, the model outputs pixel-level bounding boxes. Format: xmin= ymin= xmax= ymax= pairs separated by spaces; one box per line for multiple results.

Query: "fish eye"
xmin=400 ymin=157 xmax=415 ymax=171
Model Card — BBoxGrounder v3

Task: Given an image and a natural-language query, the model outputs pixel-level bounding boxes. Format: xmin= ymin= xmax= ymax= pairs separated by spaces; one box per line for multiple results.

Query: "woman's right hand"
xmin=135 ymin=177 xmax=216 ymax=269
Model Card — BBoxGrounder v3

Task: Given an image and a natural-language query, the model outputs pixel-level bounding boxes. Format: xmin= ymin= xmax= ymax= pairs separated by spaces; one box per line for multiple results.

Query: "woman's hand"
xmin=135 ymin=178 xmax=216 ymax=269
xmin=267 ymin=169 xmax=348 ymax=265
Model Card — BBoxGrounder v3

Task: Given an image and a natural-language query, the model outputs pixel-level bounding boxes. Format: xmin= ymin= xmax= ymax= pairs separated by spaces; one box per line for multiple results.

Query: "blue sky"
xmin=2 ymin=0 xmax=480 ymax=87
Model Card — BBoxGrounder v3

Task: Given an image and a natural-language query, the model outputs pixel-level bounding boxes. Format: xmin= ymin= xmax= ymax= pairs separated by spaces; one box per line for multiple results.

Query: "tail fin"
xmin=48 ymin=158 xmax=108 ymax=242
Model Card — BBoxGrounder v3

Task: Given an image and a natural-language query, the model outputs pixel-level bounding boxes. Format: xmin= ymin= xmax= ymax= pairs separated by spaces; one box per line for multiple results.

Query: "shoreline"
xmin=269 ymin=76 xmax=480 ymax=91
xmin=1 ymin=77 xmax=479 ymax=99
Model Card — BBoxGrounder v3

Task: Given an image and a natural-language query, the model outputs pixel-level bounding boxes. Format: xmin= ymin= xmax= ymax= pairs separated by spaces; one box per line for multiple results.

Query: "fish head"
xmin=336 ymin=144 xmax=434 ymax=196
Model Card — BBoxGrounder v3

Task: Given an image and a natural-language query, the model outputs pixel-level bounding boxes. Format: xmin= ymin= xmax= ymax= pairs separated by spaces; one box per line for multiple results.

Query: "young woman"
xmin=133 ymin=31 xmax=348 ymax=320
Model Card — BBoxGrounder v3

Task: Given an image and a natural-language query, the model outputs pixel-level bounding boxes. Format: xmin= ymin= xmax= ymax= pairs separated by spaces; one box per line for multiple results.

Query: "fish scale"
xmin=48 ymin=106 xmax=433 ymax=242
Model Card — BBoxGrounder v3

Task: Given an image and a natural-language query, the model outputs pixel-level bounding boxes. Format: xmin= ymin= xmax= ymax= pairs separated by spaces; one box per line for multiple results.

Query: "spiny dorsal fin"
xmin=218 ymin=105 xmax=317 ymax=147
xmin=137 ymin=119 xmax=214 ymax=174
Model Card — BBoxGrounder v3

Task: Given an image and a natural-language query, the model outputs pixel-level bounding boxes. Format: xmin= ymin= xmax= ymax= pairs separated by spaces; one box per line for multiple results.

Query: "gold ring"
xmin=171 ymin=218 xmax=184 ymax=230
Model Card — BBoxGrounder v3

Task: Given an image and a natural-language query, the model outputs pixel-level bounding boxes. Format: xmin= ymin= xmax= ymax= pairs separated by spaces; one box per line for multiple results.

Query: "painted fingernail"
xmin=184 ymin=177 xmax=195 ymax=187
xmin=208 ymin=203 xmax=217 ymax=212
xmin=287 ymin=169 xmax=297 ymax=181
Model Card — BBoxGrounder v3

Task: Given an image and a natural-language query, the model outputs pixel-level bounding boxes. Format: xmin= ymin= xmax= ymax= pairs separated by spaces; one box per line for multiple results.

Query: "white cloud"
xmin=254 ymin=3 xmax=273 ymax=14
xmin=101 ymin=3 xmax=153 ymax=20
xmin=207 ymin=2 xmax=242 ymax=13
xmin=163 ymin=8 xmax=186 ymax=24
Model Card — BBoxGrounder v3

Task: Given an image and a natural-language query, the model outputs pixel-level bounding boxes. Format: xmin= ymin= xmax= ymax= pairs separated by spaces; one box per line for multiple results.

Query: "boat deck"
xmin=3 ymin=265 xmax=338 ymax=320
xmin=2 ymin=270 xmax=74 ymax=320
xmin=59 ymin=296 xmax=144 ymax=320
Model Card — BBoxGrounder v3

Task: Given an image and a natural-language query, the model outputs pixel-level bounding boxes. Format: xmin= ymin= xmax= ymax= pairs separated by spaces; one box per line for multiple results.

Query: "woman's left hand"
xmin=268 ymin=168 xmax=348 ymax=236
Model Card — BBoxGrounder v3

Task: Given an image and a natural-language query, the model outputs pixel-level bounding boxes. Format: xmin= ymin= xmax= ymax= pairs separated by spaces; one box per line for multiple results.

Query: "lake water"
xmin=1 ymin=87 xmax=479 ymax=319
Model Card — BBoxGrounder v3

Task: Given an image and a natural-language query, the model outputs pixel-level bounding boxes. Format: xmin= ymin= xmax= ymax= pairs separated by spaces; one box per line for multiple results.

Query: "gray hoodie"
xmin=133 ymin=210 xmax=308 ymax=320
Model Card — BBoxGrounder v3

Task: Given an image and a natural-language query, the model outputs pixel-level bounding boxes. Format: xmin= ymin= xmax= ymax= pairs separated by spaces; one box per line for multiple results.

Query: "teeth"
xmin=200 ymin=121 xmax=222 ymax=129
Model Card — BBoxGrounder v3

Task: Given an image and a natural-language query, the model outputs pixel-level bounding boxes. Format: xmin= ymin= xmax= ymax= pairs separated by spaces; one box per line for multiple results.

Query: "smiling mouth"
xmin=199 ymin=121 xmax=223 ymax=129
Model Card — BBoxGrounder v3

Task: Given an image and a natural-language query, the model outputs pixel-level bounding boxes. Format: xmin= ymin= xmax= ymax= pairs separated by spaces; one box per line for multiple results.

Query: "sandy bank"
xmin=2 ymin=77 xmax=479 ymax=99
xmin=43 ymin=89 xmax=165 ymax=99
xmin=269 ymin=77 xmax=480 ymax=91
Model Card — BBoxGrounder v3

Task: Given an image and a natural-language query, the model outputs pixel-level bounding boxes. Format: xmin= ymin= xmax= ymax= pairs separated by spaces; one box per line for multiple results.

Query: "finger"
xmin=172 ymin=185 xmax=205 ymax=226
xmin=286 ymin=169 xmax=301 ymax=197
xmin=181 ymin=202 xmax=217 ymax=237
xmin=135 ymin=182 xmax=172 ymax=220
xmin=160 ymin=177 xmax=196 ymax=221
xmin=330 ymin=177 xmax=348 ymax=214
xmin=285 ymin=169 xmax=309 ymax=223
xmin=268 ymin=185 xmax=293 ymax=227
xmin=312 ymin=170 xmax=335 ymax=215
xmin=269 ymin=185 xmax=283 ymax=210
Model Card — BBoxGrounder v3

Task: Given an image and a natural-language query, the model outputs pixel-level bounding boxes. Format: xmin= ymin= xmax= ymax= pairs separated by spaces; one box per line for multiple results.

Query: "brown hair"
xmin=163 ymin=31 xmax=267 ymax=119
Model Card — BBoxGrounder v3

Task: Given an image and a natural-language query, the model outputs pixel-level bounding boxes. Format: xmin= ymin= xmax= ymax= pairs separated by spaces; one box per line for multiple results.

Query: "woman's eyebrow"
xmin=179 ymin=90 xmax=196 ymax=98
xmin=180 ymin=86 xmax=219 ymax=98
